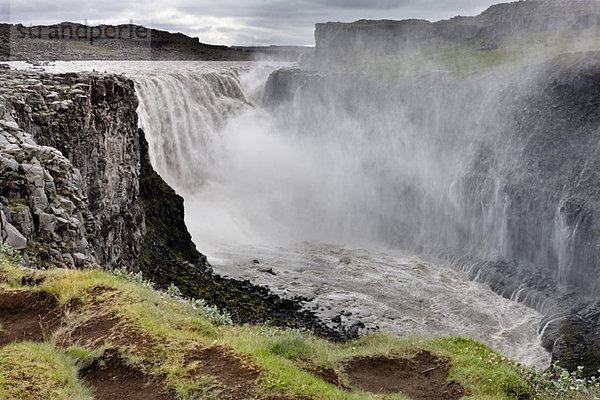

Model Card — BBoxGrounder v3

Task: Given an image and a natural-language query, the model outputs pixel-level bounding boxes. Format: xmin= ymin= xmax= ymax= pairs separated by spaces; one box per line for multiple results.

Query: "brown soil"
xmin=81 ymin=351 xmax=175 ymax=400
xmin=58 ymin=286 xmax=155 ymax=350
xmin=54 ymin=288 xmax=121 ymax=348
xmin=0 ymin=287 xmax=61 ymax=345
xmin=305 ymin=363 xmax=348 ymax=390
xmin=184 ymin=345 xmax=262 ymax=399
xmin=344 ymin=351 xmax=464 ymax=400
xmin=20 ymin=273 xmax=46 ymax=287
xmin=0 ymin=284 xmax=464 ymax=400
xmin=60 ymin=312 xmax=121 ymax=348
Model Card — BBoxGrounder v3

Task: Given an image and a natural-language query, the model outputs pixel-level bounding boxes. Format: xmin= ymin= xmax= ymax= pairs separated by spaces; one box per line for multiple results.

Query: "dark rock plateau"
xmin=0 ymin=22 xmax=309 ymax=62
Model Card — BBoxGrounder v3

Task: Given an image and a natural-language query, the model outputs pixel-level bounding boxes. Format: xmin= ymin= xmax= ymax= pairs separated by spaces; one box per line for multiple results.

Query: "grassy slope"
xmin=0 ymin=252 xmax=537 ymax=400
xmin=0 ymin=342 xmax=90 ymax=400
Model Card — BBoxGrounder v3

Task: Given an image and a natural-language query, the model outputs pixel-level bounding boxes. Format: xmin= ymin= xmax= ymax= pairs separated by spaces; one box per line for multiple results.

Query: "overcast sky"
xmin=3 ymin=0 xmax=501 ymax=46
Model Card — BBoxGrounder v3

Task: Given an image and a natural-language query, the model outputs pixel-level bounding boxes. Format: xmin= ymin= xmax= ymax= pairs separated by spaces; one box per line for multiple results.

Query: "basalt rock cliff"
xmin=0 ymin=72 xmax=145 ymax=268
xmin=309 ymin=0 xmax=600 ymax=73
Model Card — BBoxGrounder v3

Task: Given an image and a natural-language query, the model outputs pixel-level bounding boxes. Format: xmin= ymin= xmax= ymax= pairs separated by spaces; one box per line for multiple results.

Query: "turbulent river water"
xmin=11 ymin=60 xmax=552 ymax=367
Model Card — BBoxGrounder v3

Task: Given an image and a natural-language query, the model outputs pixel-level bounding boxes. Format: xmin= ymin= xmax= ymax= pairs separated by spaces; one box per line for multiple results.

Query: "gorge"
xmin=2 ymin=0 xmax=600 ymax=379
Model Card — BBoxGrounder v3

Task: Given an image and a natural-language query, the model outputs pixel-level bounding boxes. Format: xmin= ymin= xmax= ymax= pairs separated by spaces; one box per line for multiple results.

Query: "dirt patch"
xmin=21 ymin=273 xmax=46 ymax=287
xmin=57 ymin=286 xmax=156 ymax=352
xmin=53 ymin=289 xmax=121 ymax=348
xmin=304 ymin=363 xmax=348 ymax=390
xmin=60 ymin=312 xmax=122 ymax=348
xmin=0 ymin=288 xmax=61 ymax=346
xmin=184 ymin=345 xmax=261 ymax=399
xmin=344 ymin=351 xmax=464 ymax=400
xmin=81 ymin=351 xmax=174 ymax=400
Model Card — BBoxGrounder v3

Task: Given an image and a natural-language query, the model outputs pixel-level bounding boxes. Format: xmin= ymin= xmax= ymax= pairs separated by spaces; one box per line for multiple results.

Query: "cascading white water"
xmin=135 ymin=69 xmax=251 ymax=193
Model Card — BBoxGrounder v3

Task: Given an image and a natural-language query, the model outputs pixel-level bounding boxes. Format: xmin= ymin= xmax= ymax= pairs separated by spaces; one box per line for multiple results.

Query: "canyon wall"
xmin=0 ymin=70 xmax=207 ymax=274
xmin=311 ymin=0 xmax=600 ymax=71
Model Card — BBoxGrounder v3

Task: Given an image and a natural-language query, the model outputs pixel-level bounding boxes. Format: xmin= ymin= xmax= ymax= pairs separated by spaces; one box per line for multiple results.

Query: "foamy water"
xmin=206 ymin=243 xmax=550 ymax=367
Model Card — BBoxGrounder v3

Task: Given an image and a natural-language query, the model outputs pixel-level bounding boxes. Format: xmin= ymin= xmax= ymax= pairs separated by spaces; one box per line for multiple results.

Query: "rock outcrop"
xmin=0 ymin=69 xmax=217 ymax=275
xmin=0 ymin=71 xmax=144 ymax=269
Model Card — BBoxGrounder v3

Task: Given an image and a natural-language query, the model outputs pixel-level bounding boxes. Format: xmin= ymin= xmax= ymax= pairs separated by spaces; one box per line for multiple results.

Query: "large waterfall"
xmin=135 ymin=62 xmax=591 ymax=300
xmin=127 ymin=61 xmax=555 ymax=367
xmin=19 ymin=59 xmax=594 ymax=367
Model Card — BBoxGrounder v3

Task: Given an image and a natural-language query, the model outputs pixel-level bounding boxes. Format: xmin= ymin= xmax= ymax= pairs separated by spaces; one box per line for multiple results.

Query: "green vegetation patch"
xmin=0 ymin=342 xmax=91 ymax=400
xmin=0 ymin=246 xmax=599 ymax=399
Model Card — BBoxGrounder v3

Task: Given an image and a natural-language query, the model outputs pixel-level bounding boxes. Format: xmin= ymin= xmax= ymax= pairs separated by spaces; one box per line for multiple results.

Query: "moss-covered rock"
xmin=554 ymin=316 xmax=600 ymax=378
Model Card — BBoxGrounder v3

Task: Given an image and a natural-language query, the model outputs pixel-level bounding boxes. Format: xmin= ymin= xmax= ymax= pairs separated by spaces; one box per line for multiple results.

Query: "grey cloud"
xmin=302 ymin=0 xmax=411 ymax=10
xmin=4 ymin=0 xmax=500 ymax=45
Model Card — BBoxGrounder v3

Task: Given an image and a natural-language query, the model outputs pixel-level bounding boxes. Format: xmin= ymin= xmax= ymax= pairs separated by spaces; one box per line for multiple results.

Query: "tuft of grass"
xmin=64 ymin=345 xmax=105 ymax=369
xmin=0 ymin=342 xmax=91 ymax=400
xmin=267 ymin=333 xmax=312 ymax=360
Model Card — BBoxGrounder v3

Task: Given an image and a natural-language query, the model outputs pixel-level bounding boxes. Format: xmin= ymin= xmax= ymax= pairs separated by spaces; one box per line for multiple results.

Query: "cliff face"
xmin=0 ymin=70 xmax=208 ymax=274
xmin=311 ymin=0 xmax=600 ymax=72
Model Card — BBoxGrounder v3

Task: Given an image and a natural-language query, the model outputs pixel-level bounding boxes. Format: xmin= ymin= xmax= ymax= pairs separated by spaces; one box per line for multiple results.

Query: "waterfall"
xmin=132 ymin=63 xmax=598 ymax=298
xmin=127 ymin=61 xmax=600 ymax=368
xmin=135 ymin=70 xmax=251 ymax=195
xmin=8 ymin=47 xmax=597 ymax=371
xmin=56 ymin=60 xmax=556 ymax=367
xmin=6 ymin=59 xmax=594 ymax=368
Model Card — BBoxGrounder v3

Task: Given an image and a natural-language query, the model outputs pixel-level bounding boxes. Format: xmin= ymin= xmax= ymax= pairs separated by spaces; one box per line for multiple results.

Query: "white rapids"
xmin=209 ymin=243 xmax=551 ymax=368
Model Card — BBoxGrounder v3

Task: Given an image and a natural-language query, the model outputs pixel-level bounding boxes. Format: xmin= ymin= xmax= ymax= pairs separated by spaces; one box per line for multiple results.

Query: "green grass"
xmin=0 ymin=342 xmax=91 ymax=400
xmin=0 ymin=249 xmax=565 ymax=399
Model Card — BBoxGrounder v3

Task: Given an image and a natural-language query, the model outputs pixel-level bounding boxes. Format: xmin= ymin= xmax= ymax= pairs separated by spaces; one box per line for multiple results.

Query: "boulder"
xmin=73 ymin=252 xmax=86 ymax=267
xmin=0 ymin=210 xmax=27 ymax=250
xmin=30 ymin=187 xmax=48 ymax=212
